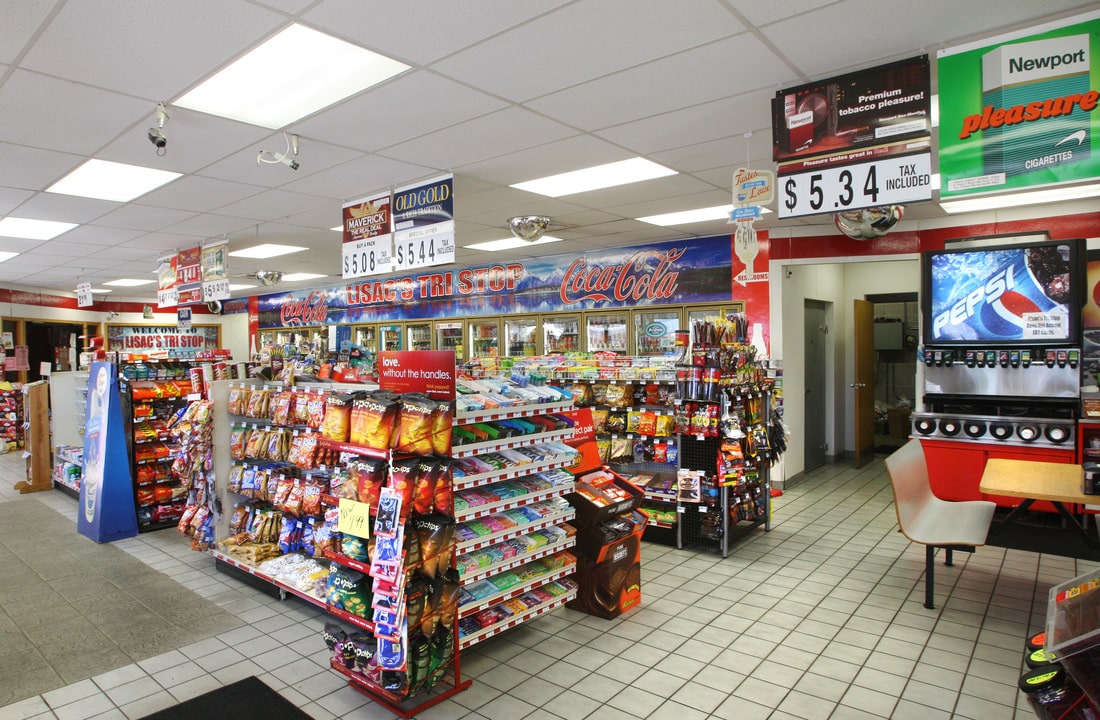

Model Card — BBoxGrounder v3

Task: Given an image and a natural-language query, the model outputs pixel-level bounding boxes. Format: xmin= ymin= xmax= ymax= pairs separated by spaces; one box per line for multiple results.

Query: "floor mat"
xmin=139 ymin=676 xmax=314 ymax=720
xmin=984 ymin=509 xmax=1100 ymax=562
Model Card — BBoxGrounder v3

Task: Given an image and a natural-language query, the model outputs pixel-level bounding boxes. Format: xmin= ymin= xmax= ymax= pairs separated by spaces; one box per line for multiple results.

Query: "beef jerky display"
xmin=317 ymin=370 xmax=578 ymax=713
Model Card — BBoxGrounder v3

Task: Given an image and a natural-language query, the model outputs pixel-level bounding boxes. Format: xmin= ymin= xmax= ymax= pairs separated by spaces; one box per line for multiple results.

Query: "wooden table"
xmin=979 ymin=458 xmax=1099 ymax=547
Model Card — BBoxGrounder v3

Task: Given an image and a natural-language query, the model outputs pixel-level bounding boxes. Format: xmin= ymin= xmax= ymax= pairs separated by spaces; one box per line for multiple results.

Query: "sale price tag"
xmin=202 ymin=279 xmax=230 ymax=301
xmin=778 ymin=152 xmax=932 ymax=219
xmin=342 ymin=237 xmax=394 ymax=279
xmin=338 ymin=498 xmax=371 ymax=539
xmin=392 ymin=221 xmax=455 ymax=272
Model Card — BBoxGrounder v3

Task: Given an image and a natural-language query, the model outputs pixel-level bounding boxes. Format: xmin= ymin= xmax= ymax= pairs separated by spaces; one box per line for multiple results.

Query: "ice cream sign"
xmin=730 ymin=168 xmax=775 ymax=221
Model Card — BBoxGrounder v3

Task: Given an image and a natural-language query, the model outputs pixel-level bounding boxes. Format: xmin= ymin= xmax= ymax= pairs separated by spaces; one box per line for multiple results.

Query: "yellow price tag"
xmin=338 ymin=498 xmax=371 ymax=539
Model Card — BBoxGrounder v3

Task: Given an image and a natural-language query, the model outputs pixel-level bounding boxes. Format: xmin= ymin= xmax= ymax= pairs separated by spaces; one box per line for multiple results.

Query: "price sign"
xmin=202 ymin=279 xmax=230 ymax=302
xmin=76 ymin=282 xmax=93 ymax=308
xmin=778 ymin=152 xmax=932 ymax=219
xmin=158 ymin=287 xmax=178 ymax=308
xmin=392 ymin=222 xmax=456 ymax=272
xmin=338 ymin=498 xmax=371 ymax=539
xmin=342 ymin=236 xmax=393 ymax=278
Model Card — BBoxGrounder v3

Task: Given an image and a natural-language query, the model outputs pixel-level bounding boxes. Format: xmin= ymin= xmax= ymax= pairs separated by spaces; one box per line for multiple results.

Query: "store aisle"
xmin=0 ymin=449 xmax=1094 ymax=720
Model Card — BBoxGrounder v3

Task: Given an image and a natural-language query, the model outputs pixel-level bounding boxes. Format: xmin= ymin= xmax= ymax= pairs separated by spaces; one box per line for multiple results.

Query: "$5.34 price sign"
xmin=342 ymin=236 xmax=394 ymax=279
xmin=778 ymin=152 xmax=932 ymax=219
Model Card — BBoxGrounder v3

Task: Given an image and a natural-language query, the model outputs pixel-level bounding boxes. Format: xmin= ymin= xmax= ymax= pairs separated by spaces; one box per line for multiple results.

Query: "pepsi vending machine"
xmin=913 ymin=237 xmax=1085 ymax=503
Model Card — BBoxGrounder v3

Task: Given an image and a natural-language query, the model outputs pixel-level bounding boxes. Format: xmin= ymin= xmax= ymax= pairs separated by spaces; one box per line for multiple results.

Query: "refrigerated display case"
xmin=543 ymin=315 xmax=581 ymax=354
xmin=687 ymin=305 xmax=744 ymax=345
xmin=504 ymin=316 xmax=538 ymax=357
xmin=468 ymin=318 xmax=500 ymax=359
xmin=586 ymin=312 xmax=628 ymax=354
xmin=407 ymin=322 xmax=432 ymax=351
xmin=435 ymin=320 xmax=464 ymax=361
xmin=352 ymin=324 xmax=377 ymax=354
xmin=634 ymin=309 xmax=681 ymax=357
xmin=379 ymin=323 xmax=402 ymax=352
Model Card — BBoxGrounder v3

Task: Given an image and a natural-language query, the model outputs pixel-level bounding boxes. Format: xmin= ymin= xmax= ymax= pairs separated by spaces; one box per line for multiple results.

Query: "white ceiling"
xmin=0 ymin=0 xmax=1096 ymax=301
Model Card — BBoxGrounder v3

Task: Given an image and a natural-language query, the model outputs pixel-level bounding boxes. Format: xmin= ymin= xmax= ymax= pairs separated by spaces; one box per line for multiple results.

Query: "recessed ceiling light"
xmin=228 ymin=243 xmax=307 ymax=259
xmin=46 ymin=159 xmax=181 ymax=202
xmin=281 ymin=272 xmax=326 ymax=282
xmin=174 ymin=23 xmax=410 ymax=129
xmin=103 ymin=278 xmax=157 ymax=287
xmin=636 ymin=204 xmax=770 ymax=226
xmin=511 ymin=158 xmax=676 ymax=197
xmin=228 ymin=283 xmax=256 ymax=291
xmin=0 ymin=251 xmax=18 ymax=263
xmin=940 ymin=183 xmax=1100 ymax=213
xmin=330 ymin=225 xmax=343 ymax=232
xmin=89 ymin=288 xmax=112 ymax=293
xmin=464 ymin=236 xmax=562 ymax=252
xmin=0 ymin=217 xmax=78 ymax=240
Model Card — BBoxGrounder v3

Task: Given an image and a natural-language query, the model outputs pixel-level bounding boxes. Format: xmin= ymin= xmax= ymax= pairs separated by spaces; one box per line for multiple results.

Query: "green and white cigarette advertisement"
xmin=938 ymin=10 xmax=1100 ymax=199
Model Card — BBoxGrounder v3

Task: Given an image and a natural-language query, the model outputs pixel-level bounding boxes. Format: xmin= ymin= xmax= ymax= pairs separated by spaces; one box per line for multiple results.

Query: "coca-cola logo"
xmin=559 ymin=249 xmax=684 ymax=305
xmin=280 ymin=291 xmax=329 ymax=326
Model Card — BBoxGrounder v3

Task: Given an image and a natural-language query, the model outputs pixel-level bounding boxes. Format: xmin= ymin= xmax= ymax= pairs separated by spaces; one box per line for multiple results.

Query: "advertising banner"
xmin=157 ymin=253 xmax=178 ymax=308
xmin=938 ymin=11 xmax=1100 ymax=199
xmin=78 ymin=362 xmax=138 ymax=543
xmin=176 ymin=246 xmax=203 ymax=306
xmin=106 ymin=324 xmax=220 ymax=355
xmin=342 ymin=191 xmax=394 ymax=279
xmin=256 ymin=237 xmax=733 ymax=328
xmin=201 ymin=240 xmax=230 ymax=302
xmin=377 ymin=350 xmax=456 ymax=400
xmin=391 ymin=174 xmax=455 ymax=272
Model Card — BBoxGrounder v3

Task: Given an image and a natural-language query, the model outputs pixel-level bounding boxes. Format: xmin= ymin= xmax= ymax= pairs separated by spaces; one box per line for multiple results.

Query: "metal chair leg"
xmin=944 ymin=547 xmax=953 ymax=567
xmin=925 ymin=544 xmax=935 ymax=609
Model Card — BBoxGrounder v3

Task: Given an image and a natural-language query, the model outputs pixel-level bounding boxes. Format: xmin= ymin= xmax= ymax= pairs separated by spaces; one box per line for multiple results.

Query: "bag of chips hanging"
xmin=349 ymin=392 xmax=399 ymax=450
xmin=394 ymin=394 xmax=437 ymax=456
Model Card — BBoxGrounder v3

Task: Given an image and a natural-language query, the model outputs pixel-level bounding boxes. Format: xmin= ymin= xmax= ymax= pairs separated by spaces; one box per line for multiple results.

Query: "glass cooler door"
xmin=435 ymin=321 xmax=465 ymax=362
xmin=407 ymin=322 xmax=432 ymax=351
xmin=543 ymin=315 xmax=581 ymax=354
xmin=634 ymin=309 xmax=682 ymax=356
xmin=504 ymin=317 xmax=538 ymax=357
xmin=468 ymin=319 xmax=500 ymax=359
xmin=585 ymin=311 xmax=628 ymax=354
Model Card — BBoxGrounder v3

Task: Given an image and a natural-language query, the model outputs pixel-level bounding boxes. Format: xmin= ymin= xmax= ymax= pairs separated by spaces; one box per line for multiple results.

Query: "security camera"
xmin=148 ymin=127 xmax=167 ymax=150
xmin=278 ymin=154 xmax=299 ymax=171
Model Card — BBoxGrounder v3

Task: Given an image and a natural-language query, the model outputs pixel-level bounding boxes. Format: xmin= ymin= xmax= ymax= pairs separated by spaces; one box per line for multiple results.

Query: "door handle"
xmin=849 ymin=382 xmax=866 ymax=388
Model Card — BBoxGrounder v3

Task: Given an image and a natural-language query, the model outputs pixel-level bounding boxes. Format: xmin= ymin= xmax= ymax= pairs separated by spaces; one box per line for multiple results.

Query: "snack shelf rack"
xmin=453 ymin=485 xmax=572 ymax=522
xmin=451 ymin=427 xmax=574 ymax=459
xmin=458 ymin=559 xmax=576 ymax=618
xmin=325 ymin=604 xmax=375 ymax=634
xmin=53 ymin=444 xmax=82 ymax=498
xmin=455 ymin=509 xmax=576 ymax=554
xmin=329 ymin=658 xmax=467 ymax=720
xmin=451 ymin=454 xmax=574 ymax=490
xmin=456 ymin=398 xmax=574 ymax=424
xmin=458 ymin=591 xmax=577 ymax=650
xmin=209 ymin=548 xmax=328 ymax=609
xmin=322 ymin=547 xmax=371 ymax=575
xmin=122 ymin=378 xmax=194 ymax=532
xmin=458 ymin=535 xmax=576 ymax=585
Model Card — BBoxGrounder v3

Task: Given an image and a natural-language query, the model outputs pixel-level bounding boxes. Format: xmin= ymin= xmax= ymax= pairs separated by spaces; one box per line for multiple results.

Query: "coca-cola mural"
xmin=256 ymin=236 xmax=733 ymax=328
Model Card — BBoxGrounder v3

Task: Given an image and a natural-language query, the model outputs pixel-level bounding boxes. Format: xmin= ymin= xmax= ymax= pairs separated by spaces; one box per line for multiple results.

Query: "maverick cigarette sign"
xmin=938 ymin=10 xmax=1100 ymax=199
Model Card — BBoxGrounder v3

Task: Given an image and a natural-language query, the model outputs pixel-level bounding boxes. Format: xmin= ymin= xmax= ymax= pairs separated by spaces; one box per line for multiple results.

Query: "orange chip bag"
xmin=321 ymin=394 xmax=353 ymax=442
xmin=350 ymin=392 xmax=399 ymax=450
xmin=394 ymin=394 xmax=436 ymax=456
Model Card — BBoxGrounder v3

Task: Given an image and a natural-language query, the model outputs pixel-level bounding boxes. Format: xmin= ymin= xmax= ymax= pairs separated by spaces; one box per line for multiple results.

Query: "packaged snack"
xmin=229 ymin=427 xmax=248 ymax=460
xmin=606 ymin=412 xmax=627 ymax=434
xmin=301 ymin=480 xmax=323 ymax=517
xmin=625 ymin=411 xmax=642 ymax=434
xmin=637 ymin=411 xmax=658 ymax=436
xmin=329 ymin=467 xmax=357 ymax=500
xmin=388 ymin=457 xmax=420 ymax=518
xmin=431 ymin=400 xmax=453 ymax=457
xmin=245 ymin=388 xmax=269 ymax=419
xmin=605 ymin=383 xmax=630 ymax=408
xmin=306 ymin=394 xmax=327 ymax=430
xmin=591 ymin=409 xmax=609 ymax=434
xmin=655 ymin=414 xmax=675 ymax=437
xmin=292 ymin=391 xmax=313 ymax=426
xmin=227 ymin=385 xmax=250 ymax=416
xmin=394 ymin=394 xmax=437 ymax=456
xmin=351 ymin=458 xmax=388 ymax=512
xmin=271 ymin=390 xmax=294 ymax=426
xmin=433 ymin=460 xmax=453 ymax=514
xmin=321 ymin=393 xmax=353 ymax=442
xmin=412 ymin=513 xmax=454 ymax=580
xmin=413 ymin=458 xmax=440 ymax=516
xmin=349 ymin=392 xmax=399 ymax=450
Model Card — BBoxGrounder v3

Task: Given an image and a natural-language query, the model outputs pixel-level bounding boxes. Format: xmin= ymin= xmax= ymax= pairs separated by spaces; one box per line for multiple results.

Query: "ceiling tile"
xmin=299 ymin=71 xmax=508 ymax=153
xmin=303 ymin=0 xmax=573 ymax=65
xmin=135 ymin=176 xmax=266 ymax=213
xmin=0 ymin=236 xmax=48 ymax=253
xmin=11 ymin=192 xmax=119 ymax=224
xmin=211 ymin=189 xmax=330 ymax=223
xmin=529 ymin=35 xmax=789 ymax=131
xmin=0 ymin=70 xmax=152 ymax=156
xmin=50 ymin=224 xmax=146 ymax=247
xmin=724 ymin=0 xmax=837 ymax=28
xmin=460 ymin=135 xmax=633 ymax=187
xmin=433 ymin=0 xmax=744 ymax=102
xmin=161 ymin=213 xmax=256 ymax=239
xmin=21 ymin=0 xmax=284 ymax=100
xmin=195 ymin=135 xmax=361 ymax=187
xmin=0 ymin=187 xmax=35 ymax=216
xmin=280 ymin=154 xmax=431 ymax=203
xmin=94 ymin=205 xmax=198 ymax=232
xmin=548 ymin=174 xmax=718 ymax=212
xmin=0 ymin=143 xmax=86 ymax=191
xmin=652 ymin=134 xmax=774 ymax=175
xmin=0 ymin=3 xmax=54 ymax=65
xmin=378 ymin=107 xmax=577 ymax=170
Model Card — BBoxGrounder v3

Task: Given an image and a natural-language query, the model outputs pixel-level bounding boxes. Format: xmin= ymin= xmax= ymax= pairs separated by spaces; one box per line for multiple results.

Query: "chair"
xmin=884 ymin=439 xmax=996 ymax=609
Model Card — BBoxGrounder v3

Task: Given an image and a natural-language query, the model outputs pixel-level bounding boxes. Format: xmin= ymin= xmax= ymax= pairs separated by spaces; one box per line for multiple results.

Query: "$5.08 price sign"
xmin=342 ymin=237 xmax=394 ymax=279
xmin=778 ymin=152 xmax=932 ymax=219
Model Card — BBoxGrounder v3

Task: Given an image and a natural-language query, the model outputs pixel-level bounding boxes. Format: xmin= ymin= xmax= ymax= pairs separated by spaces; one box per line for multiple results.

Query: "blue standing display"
xmin=77 ymin=362 xmax=138 ymax=543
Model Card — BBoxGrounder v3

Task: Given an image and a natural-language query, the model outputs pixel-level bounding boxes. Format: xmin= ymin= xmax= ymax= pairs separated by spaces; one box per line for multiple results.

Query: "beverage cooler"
xmin=352 ymin=324 xmax=378 ymax=354
xmin=585 ymin=311 xmax=628 ymax=354
xmin=468 ymin=318 xmax=500 ymax=359
xmin=543 ymin=315 xmax=580 ymax=354
xmin=407 ymin=322 xmax=432 ymax=351
xmin=504 ymin=316 xmax=538 ymax=357
xmin=379 ymin=323 xmax=402 ymax=352
xmin=634 ymin=309 xmax=681 ymax=357
xmin=914 ymin=238 xmax=1085 ymax=508
xmin=435 ymin=320 xmax=464 ymax=361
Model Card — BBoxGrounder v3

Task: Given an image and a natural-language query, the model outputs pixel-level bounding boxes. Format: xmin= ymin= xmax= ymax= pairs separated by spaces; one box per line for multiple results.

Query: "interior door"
xmin=804 ymin=301 xmax=827 ymax=472
xmin=854 ymin=299 xmax=875 ymax=468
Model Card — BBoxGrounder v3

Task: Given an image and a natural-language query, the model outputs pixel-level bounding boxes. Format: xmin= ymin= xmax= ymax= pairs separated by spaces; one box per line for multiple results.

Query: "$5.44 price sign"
xmin=778 ymin=152 xmax=932 ymax=219
xmin=393 ymin=221 xmax=456 ymax=272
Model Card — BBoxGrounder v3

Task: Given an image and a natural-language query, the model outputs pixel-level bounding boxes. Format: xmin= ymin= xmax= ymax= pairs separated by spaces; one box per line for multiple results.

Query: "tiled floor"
xmin=0 ymin=449 xmax=1095 ymax=720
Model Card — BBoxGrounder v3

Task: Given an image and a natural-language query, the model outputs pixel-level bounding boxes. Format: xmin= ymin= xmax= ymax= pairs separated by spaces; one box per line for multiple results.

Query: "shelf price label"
xmin=338 ymin=498 xmax=371 ymax=539
xmin=778 ymin=152 xmax=931 ymax=219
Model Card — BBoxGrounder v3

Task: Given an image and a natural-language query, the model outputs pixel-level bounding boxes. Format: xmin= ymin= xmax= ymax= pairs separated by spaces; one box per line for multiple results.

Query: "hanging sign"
xmin=76 ymin=282 xmax=93 ymax=308
xmin=938 ymin=11 xmax=1100 ymax=200
xmin=176 ymin=246 xmax=203 ymax=305
xmin=157 ymin=254 xmax=178 ymax=308
xmin=732 ymin=167 xmax=775 ymax=217
xmin=772 ymin=55 xmax=933 ymax=218
xmin=377 ymin=350 xmax=456 ymax=400
xmin=342 ymin=192 xmax=394 ymax=279
xmin=177 ymin=306 xmax=192 ymax=330
xmin=391 ymin=174 xmax=455 ymax=272
xmin=201 ymin=240 xmax=230 ymax=302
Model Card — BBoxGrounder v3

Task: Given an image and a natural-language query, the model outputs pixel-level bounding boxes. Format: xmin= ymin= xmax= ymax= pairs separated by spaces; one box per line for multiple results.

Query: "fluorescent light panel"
xmin=0 ymin=217 xmax=77 ymax=240
xmin=228 ymin=283 xmax=256 ymax=291
xmin=940 ymin=183 xmax=1100 ymax=214
xmin=464 ymin=236 xmax=562 ymax=252
xmin=46 ymin=159 xmax=181 ymax=202
xmin=636 ymin=204 xmax=771 ymax=226
xmin=511 ymin=158 xmax=676 ymax=197
xmin=175 ymin=24 xmax=410 ymax=129
xmin=282 ymin=272 xmax=326 ymax=282
xmin=104 ymin=278 xmax=156 ymax=287
xmin=89 ymin=288 xmax=112 ymax=293
xmin=228 ymin=243 xmax=307 ymax=259
xmin=0 ymin=251 xmax=18 ymax=263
